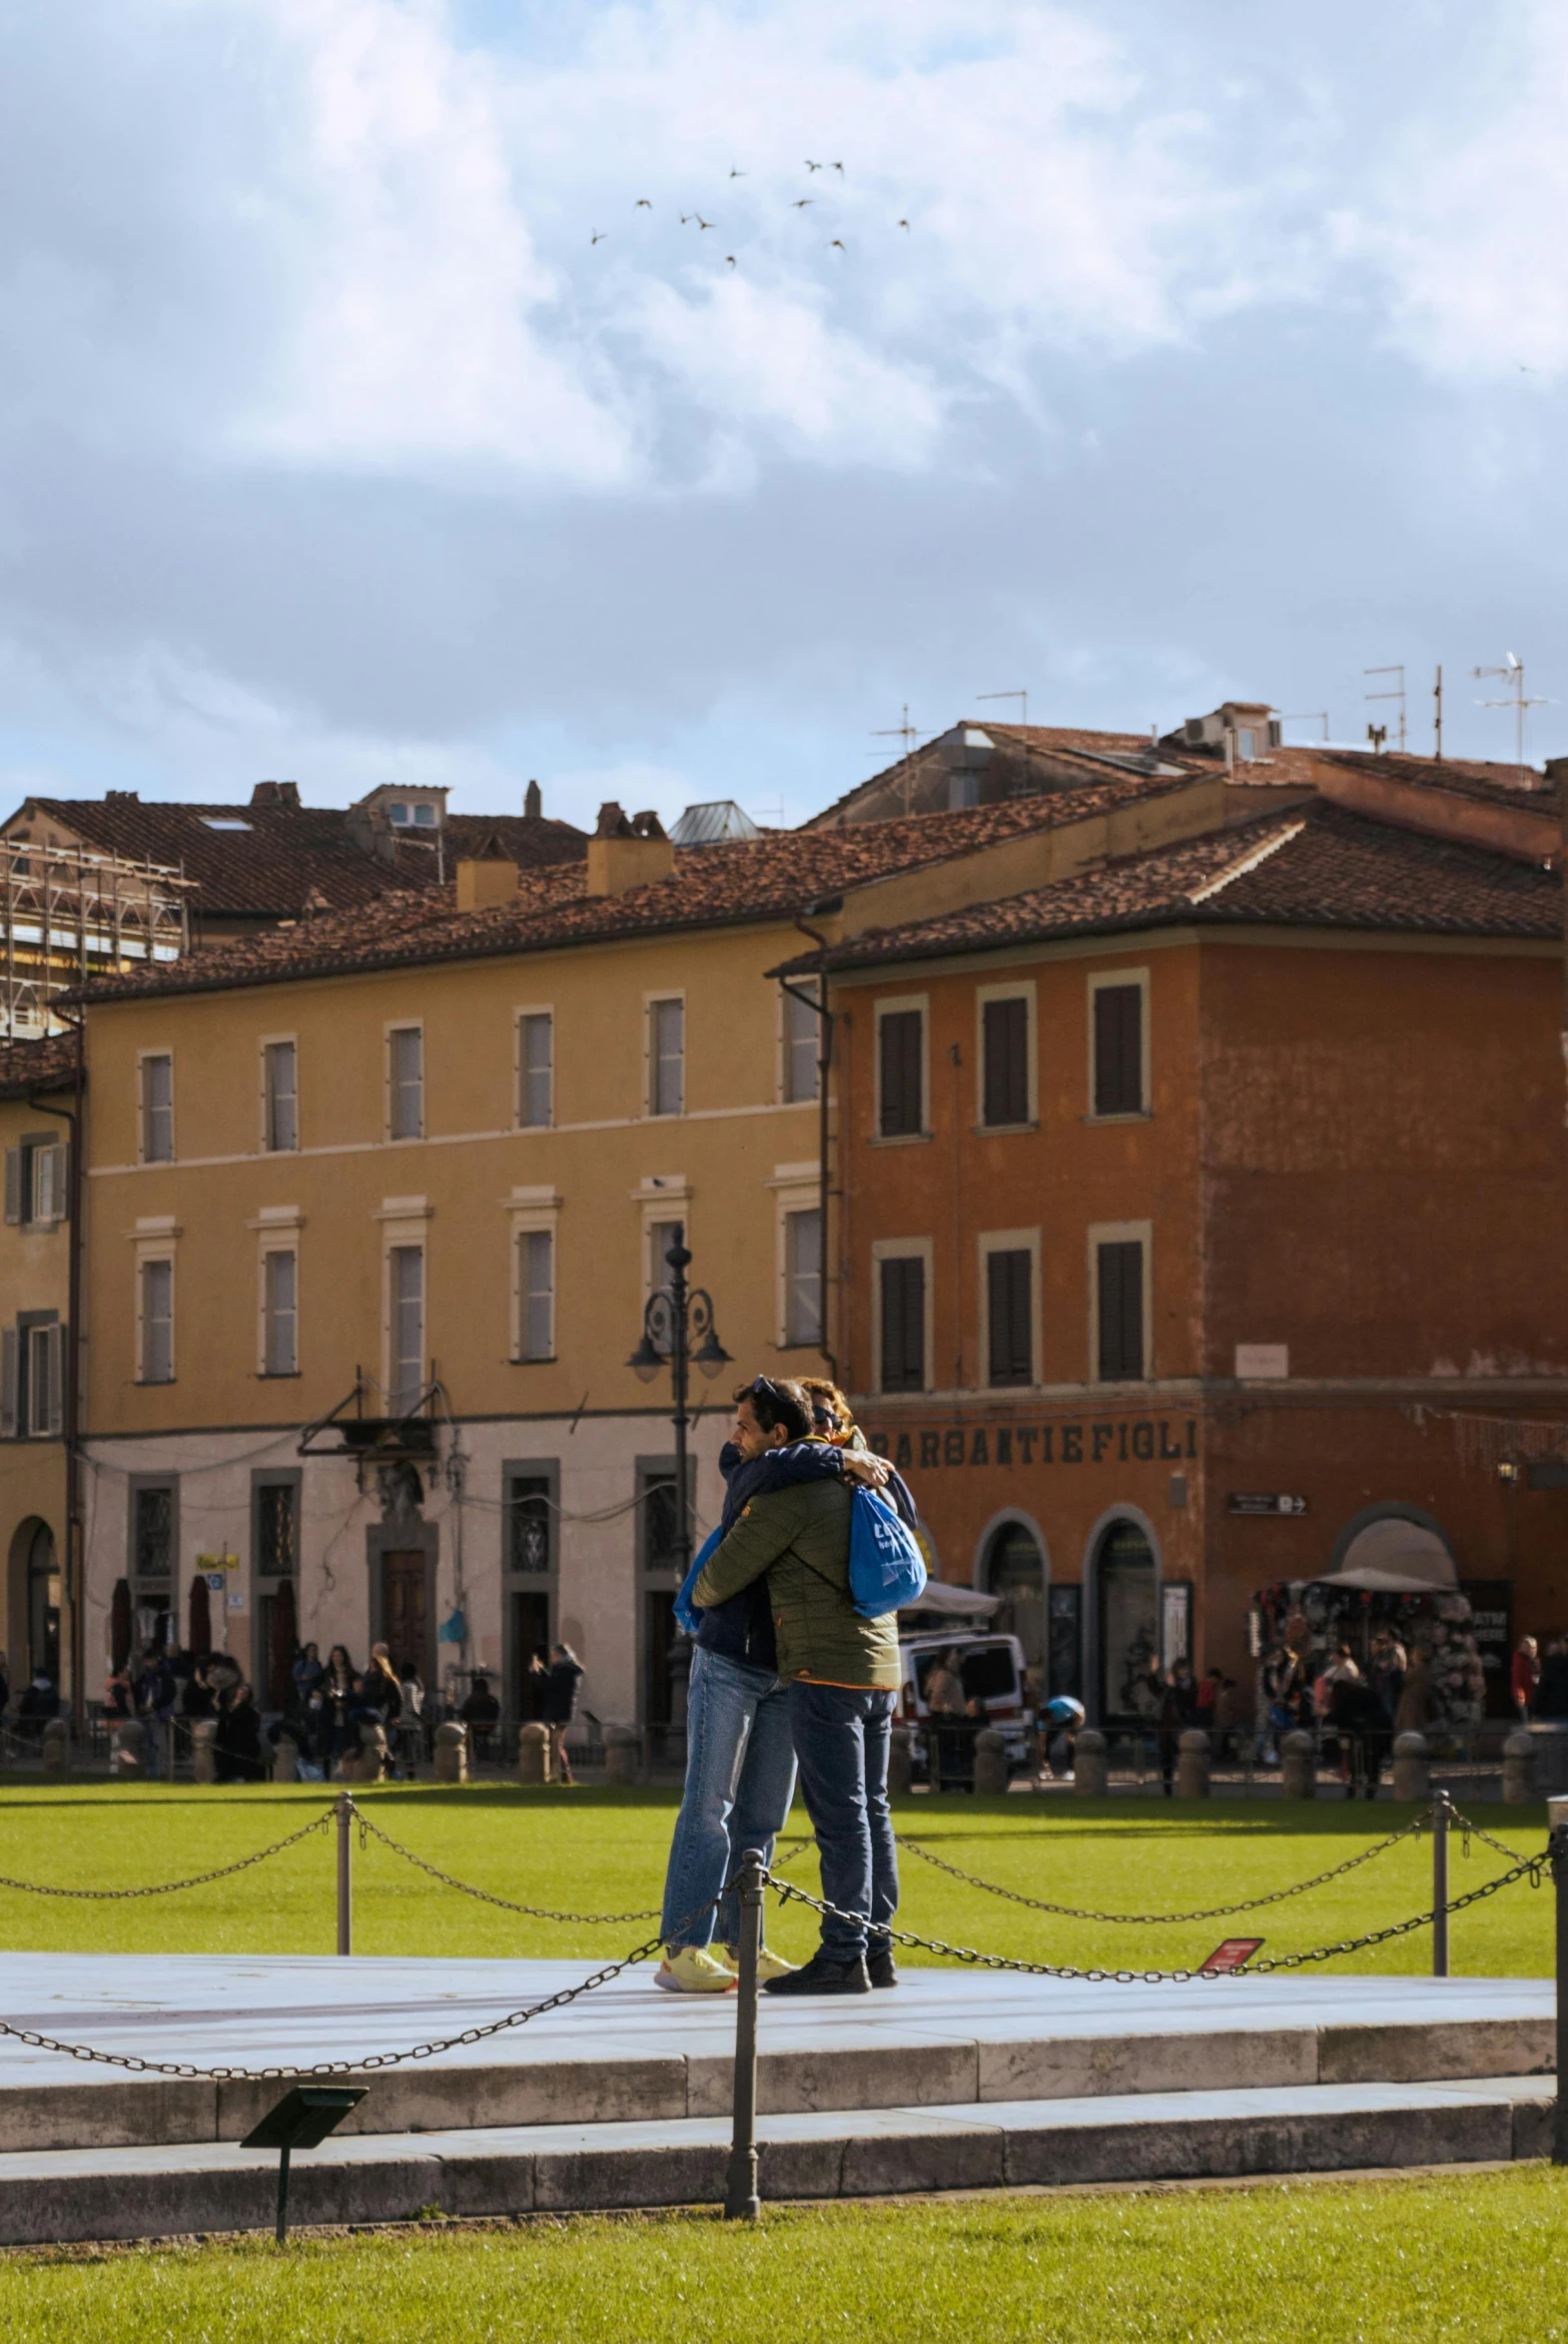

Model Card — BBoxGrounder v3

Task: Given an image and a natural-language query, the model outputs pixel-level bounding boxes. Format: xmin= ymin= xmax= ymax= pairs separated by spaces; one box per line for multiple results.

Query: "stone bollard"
xmin=112 ymin=1718 xmax=147 ymax=1779
xmin=272 ymin=1734 xmax=300 ymax=1785
xmin=973 ymin=1727 xmax=1009 ymax=1796
xmin=887 ymin=1724 xmax=913 ymax=1797
xmin=603 ymin=1725 xmax=641 ymax=1786
xmin=191 ymin=1717 xmax=218 ymax=1784
xmin=358 ymin=1723 xmax=389 ymax=1784
xmin=1502 ymin=1730 xmax=1537 ymax=1806
xmin=1280 ymin=1729 xmax=1318 ymax=1800
xmin=1073 ymin=1727 xmax=1109 ymax=1797
xmin=433 ymin=1721 xmax=468 ymax=1785
xmin=40 ymin=1718 xmax=69 ymax=1779
xmin=1176 ymin=1727 xmax=1211 ymax=1799
xmin=518 ymin=1720 xmax=551 ymax=1786
xmin=1391 ymin=1730 xmax=1430 ymax=1804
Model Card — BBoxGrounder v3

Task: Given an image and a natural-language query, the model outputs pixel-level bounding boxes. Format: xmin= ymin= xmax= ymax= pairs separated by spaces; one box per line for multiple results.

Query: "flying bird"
xmin=725 ymin=254 xmax=737 ymax=267
xmin=590 ymin=230 xmax=606 ymax=245
xmin=805 ymin=159 xmax=822 ymax=172
xmin=680 ymin=212 xmax=693 ymax=224
xmin=898 ymin=217 xmax=910 ymax=231
xmin=829 ymin=238 xmax=846 ymax=252
xmin=792 ymin=198 xmax=813 ymax=208
xmin=831 ymin=162 xmax=845 ymax=175
xmin=635 ymin=198 xmax=652 ymax=209
xmin=729 ymin=168 xmax=746 ymax=178
xmin=695 ymin=214 xmax=713 ymax=230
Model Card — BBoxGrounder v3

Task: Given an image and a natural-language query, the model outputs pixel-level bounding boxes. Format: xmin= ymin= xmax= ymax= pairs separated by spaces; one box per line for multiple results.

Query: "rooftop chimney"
xmin=586 ymin=802 xmax=675 ymax=897
xmin=455 ymin=842 xmax=520 ymax=912
xmin=250 ymin=780 xmax=302 ymax=810
xmin=524 ymin=779 xmax=542 ymax=819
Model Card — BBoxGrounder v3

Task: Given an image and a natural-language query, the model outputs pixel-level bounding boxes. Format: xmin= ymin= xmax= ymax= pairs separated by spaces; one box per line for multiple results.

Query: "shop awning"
xmin=1315 ymin=1516 xmax=1457 ymax=1595
xmin=900 ymin=1580 xmax=1004 ymax=1620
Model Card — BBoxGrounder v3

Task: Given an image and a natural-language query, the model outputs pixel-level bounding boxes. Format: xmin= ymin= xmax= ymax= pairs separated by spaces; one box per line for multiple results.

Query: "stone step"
xmin=0 ymin=2074 xmax=1552 ymax=2245
xmin=0 ymin=1955 xmax=1552 ymax=2153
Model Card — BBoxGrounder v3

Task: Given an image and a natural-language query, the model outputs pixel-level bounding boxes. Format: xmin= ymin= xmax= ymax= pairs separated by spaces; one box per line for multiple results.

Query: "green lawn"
xmin=4 ymin=2171 xmax=1567 ymax=2342
xmin=0 ymin=1783 xmax=1551 ymax=1975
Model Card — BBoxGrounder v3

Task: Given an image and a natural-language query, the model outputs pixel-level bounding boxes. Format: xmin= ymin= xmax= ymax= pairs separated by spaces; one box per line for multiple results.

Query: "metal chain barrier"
xmin=1445 ymin=1801 xmax=1530 ymax=1870
xmin=895 ymin=1813 xmax=1430 ymax=1926
xmin=352 ymin=1806 xmax=662 ymax=1926
xmin=767 ymin=1845 xmax=1548 ymax=1983
xmin=0 ymin=1806 xmax=335 ymax=1900
xmin=0 ymin=1929 xmax=672 ymax=2081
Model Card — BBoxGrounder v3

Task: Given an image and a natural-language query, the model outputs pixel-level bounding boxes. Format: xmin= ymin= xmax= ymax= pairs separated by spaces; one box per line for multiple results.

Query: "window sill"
xmin=257 ymin=1370 xmax=302 ymax=1379
xmin=135 ymin=1378 xmax=176 ymax=1388
xmin=509 ymin=1354 xmax=557 ymax=1366
xmin=973 ymin=1121 xmax=1038 ymax=1138
xmin=1085 ymin=1110 xmax=1152 ymax=1126
xmin=869 ymin=1131 xmax=932 ymax=1148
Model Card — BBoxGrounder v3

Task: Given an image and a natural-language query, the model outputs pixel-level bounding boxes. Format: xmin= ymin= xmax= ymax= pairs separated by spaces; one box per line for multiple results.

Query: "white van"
xmin=897 ymin=1629 xmax=1035 ymax=1781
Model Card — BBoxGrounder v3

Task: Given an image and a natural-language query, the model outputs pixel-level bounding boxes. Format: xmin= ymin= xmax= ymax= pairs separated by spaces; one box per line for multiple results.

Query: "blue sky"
xmin=0 ymin=0 xmax=1564 ymax=831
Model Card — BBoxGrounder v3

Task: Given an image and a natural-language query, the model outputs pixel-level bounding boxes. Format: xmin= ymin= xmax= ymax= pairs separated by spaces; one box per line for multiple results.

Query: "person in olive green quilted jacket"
xmin=693 ymin=1432 xmax=901 ymax=1995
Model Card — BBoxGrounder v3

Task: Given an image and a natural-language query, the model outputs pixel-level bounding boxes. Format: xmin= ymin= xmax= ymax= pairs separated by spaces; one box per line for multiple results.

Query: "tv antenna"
xmin=1280 ymin=711 xmax=1330 ymax=741
xmin=1473 ymin=653 xmax=1549 ymax=777
xmin=1364 ymin=665 xmax=1406 ymax=752
xmin=975 ymin=689 xmax=1029 ymax=725
xmin=871 ymin=704 xmax=921 ymax=813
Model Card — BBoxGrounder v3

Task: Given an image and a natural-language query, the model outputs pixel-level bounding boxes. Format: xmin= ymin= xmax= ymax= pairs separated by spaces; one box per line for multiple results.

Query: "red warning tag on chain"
xmin=1199 ymin=1938 xmax=1263 ymax=1974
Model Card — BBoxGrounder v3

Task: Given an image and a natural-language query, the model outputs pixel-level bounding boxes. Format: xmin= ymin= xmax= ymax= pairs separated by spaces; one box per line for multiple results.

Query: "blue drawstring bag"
xmin=849 ymin=1486 xmax=927 ymax=1618
xmin=673 ymin=1527 xmax=723 ymax=1636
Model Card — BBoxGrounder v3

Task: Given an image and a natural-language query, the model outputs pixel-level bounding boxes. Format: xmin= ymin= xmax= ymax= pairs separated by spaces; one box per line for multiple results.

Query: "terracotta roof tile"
xmin=774 ymin=802 xmax=1561 ymax=975
xmin=68 ymin=774 xmax=1201 ymax=1005
xmin=0 ymin=1032 xmax=78 ymax=1101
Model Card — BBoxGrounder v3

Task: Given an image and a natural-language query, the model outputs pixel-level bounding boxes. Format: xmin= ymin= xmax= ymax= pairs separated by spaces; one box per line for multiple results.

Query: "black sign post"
xmin=243 ymin=2084 xmax=370 ymax=2244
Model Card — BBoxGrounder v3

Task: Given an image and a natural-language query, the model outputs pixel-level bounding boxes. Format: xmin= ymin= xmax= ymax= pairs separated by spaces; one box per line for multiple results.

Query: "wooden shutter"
xmin=3 ymin=1149 xmax=19 ymax=1225
xmin=43 ymin=1322 xmax=63 ymax=1436
xmin=987 ymin=1248 xmax=1033 ymax=1385
xmin=0 ymin=1328 xmax=16 ymax=1436
xmin=879 ymin=1011 xmax=923 ymax=1138
xmin=1093 ymin=985 xmax=1144 ymax=1116
xmin=880 ymin=1255 xmax=925 ymax=1392
xmin=1097 ymin=1240 xmax=1145 ymax=1380
xmin=982 ymin=998 xmax=1029 ymax=1128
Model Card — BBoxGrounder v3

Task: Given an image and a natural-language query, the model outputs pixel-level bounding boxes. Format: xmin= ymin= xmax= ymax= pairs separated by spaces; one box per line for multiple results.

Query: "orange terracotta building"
xmin=786 ymin=790 xmax=1568 ymax=1727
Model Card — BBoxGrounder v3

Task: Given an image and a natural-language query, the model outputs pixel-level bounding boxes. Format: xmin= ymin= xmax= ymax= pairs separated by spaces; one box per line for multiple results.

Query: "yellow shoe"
xmin=654 ymin=1946 xmax=738 ymax=1993
xmin=721 ymin=1946 xmax=799 ymax=1984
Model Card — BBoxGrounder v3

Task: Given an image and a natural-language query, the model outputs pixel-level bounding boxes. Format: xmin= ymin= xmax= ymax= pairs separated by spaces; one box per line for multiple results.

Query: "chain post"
xmin=1552 ymin=1816 xmax=1568 ymax=2165
xmin=1431 ymin=1789 xmax=1450 ymax=1976
xmin=336 ymin=1792 xmax=354 ymax=1957
xmin=723 ymin=1848 xmax=764 ymax=2221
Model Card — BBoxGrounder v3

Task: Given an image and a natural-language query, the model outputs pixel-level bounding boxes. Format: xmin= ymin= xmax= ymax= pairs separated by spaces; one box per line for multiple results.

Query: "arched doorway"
xmin=1093 ymin=1517 xmax=1158 ymax=1725
xmin=20 ymin=1520 xmax=59 ymax=1691
xmin=981 ymin=1518 xmax=1046 ymax=1679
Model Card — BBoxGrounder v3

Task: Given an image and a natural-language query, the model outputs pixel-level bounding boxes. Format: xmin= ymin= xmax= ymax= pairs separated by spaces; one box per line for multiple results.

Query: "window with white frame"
xmin=876 ymin=1247 xmax=929 ymax=1392
xmin=517 ymin=1012 xmax=553 ymax=1129
xmin=263 ymin=1041 xmax=298 ymax=1153
xmin=388 ymin=1243 xmax=423 ymax=1411
xmin=141 ymin=1054 xmax=174 ymax=1164
xmin=0 ymin=1317 xmax=64 ymax=1437
xmin=648 ymin=999 xmax=684 ymax=1118
xmin=983 ymin=1241 xmax=1035 ymax=1387
xmin=876 ymin=1002 xmax=925 ymax=1139
xmin=1091 ymin=1222 xmax=1151 ymax=1381
xmin=1089 ymin=971 xmax=1150 ymax=1119
xmin=783 ymin=1207 xmax=822 ymax=1346
xmin=140 ymin=1257 xmax=174 ymax=1383
xmin=516 ymin=1227 xmax=554 ymax=1360
xmin=388 ymin=1026 xmax=423 ymax=1141
xmin=782 ymin=984 xmax=820 ymax=1105
xmin=262 ymin=1247 xmax=298 ymax=1376
xmin=4 ymin=1136 xmax=67 ymax=1227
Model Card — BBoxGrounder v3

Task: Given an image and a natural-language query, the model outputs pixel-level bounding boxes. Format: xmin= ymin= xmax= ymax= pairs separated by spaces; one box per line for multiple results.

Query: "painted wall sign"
xmin=1227 ymin=1493 xmax=1307 ymax=1517
xmin=867 ymin=1418 xmax=1198 ymax=1471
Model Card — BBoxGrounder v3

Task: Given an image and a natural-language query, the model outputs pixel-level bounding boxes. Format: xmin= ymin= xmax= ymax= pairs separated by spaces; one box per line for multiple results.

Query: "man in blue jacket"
xmin=655 ymin=1375 xmax=888 ymax=1992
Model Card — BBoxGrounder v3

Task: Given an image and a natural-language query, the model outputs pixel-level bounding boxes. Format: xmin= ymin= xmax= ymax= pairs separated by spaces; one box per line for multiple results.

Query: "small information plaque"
xmin=1199 ymin=1938 xmax=1263 ymax=1974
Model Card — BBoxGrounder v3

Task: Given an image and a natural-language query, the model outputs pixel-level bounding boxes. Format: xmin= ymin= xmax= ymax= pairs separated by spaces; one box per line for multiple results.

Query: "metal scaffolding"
xmin=0 ymin=838 xmax=195 ymax=1038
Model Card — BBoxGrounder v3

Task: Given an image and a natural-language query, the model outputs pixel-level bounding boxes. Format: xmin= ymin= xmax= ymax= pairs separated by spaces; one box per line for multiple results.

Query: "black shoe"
xmin=762 ymin=1952 xmax=871 ymax=1995
xmin=866 ymin=1946 xmax=899 ymax=1989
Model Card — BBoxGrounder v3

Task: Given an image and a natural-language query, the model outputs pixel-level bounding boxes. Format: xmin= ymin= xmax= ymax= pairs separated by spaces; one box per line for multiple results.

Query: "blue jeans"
xmin=789 ymin=1682 xmax=898 ymax=1961
xmin=659 ymin=1647 xmax=798 ymax=1951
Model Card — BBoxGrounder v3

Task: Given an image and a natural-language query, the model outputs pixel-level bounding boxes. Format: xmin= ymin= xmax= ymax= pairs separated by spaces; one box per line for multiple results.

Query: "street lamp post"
xmin=627 ymin=1221 xmax=732 ymax=1585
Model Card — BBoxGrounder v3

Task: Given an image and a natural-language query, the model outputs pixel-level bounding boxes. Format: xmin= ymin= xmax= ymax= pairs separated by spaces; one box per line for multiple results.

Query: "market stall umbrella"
xmin=1314 ymin=1517 xmax=1457 ymax=1595
xmin=110 ymin=1576 xmax=132 ymax=1672
xmin=188 ymin=1571 xmax=212 ymax=1655
xmin=899 ymin=1581 xmax=1004 ymax=1621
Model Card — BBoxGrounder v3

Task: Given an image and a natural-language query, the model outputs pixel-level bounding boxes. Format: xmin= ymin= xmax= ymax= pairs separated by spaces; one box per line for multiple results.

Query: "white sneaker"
xmin=654 ymin=1946 xmax=739 ymax=1993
